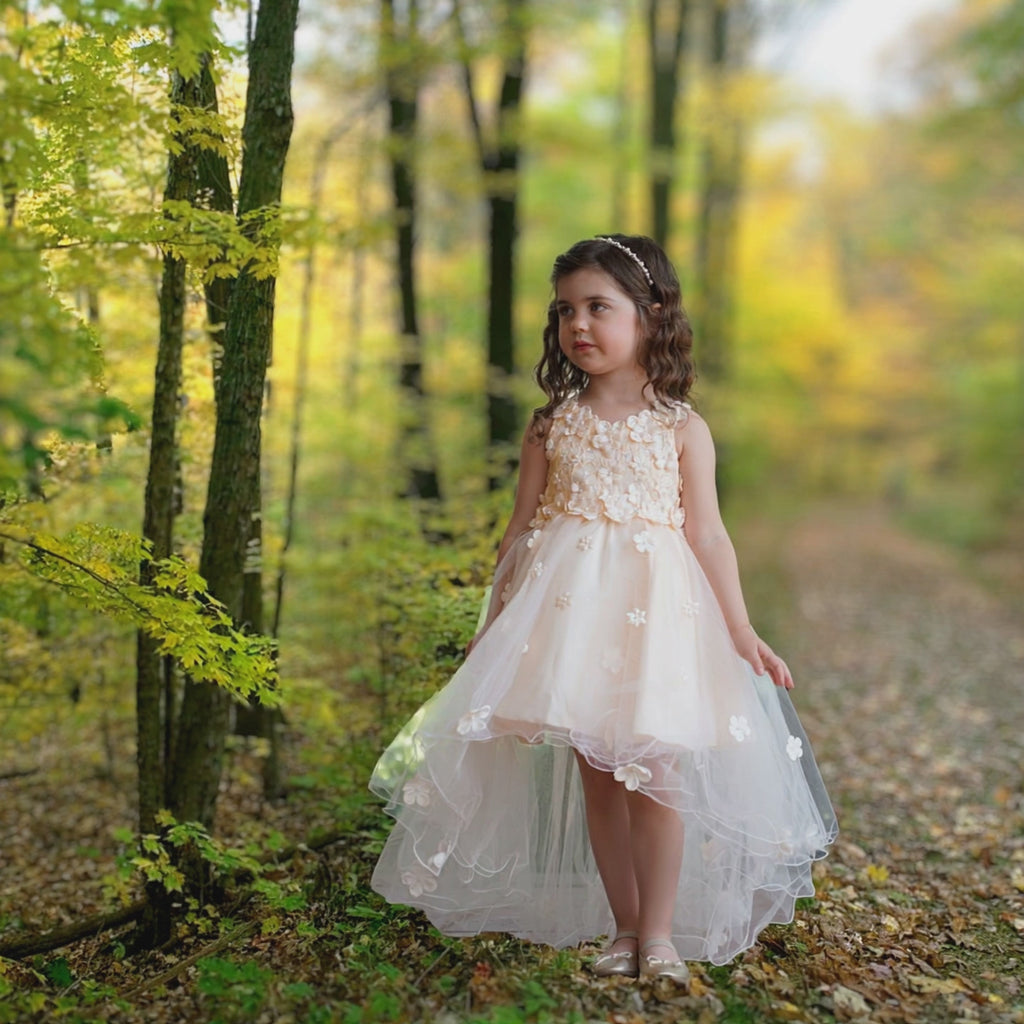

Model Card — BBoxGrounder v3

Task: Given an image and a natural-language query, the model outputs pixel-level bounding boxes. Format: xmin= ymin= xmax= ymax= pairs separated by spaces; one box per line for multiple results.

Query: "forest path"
xmin=3 ymin=503 xmax=1021 ymax=1024
xmin=334 ymin=504 xmax=1024 ymax=1024
xmin=728 ymin=503 xmax=1024 ymax=1023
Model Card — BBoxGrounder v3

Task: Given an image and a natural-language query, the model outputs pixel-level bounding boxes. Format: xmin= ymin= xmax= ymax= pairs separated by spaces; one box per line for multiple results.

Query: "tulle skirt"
xmin=368 ymin=514 xmax=837 ymax=965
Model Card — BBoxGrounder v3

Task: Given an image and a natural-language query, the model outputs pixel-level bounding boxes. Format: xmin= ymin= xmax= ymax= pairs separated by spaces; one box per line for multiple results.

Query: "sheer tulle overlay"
xmin=369 ymin=397 xmax=837 ymax=965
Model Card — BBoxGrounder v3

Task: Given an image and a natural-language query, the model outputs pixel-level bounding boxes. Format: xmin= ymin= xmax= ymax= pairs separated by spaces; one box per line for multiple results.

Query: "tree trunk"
xmin=196 ymin=55 xmax=235 ymax=404
xmin=136 ymin=65 xmax=206 ymax=947
xmin=486 ymin=183 xmax=519 ymax=482
xmin=169 ymin=0 xmax=299 ymax=831
xmin=194 ymin=53 xmax=275 ymax=778
xmin=693 ymin=0 xmax=749 ymax=384
xmin=380 ymin=0 xmax=443 ymax=502
xmin=455 ymin=0 xmax=527 ymax=487
xmin=647 ymin=0 xmax=692 ymax=249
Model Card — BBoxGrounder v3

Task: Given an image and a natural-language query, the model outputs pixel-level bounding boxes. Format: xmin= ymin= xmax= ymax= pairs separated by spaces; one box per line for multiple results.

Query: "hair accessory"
xmin=597 ymin=236 xmax=654 ymax=287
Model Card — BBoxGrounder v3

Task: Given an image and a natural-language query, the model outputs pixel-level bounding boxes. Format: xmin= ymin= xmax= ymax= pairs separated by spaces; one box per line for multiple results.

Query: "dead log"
xmin=0 ymin=899 xmax=147 ymax=960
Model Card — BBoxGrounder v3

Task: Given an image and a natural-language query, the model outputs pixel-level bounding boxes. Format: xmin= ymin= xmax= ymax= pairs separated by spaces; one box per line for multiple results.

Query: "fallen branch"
xmin=0 ymin=768 xmax=40 ymax=782
xmin=121 ymin=921 xmax=258 ymax=1000
xmin=0 ymin=899 xmax=147 ymax=960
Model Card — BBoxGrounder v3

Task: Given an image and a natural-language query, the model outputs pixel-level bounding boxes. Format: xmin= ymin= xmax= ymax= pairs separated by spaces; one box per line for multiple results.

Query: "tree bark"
xmin=136 ymin=65 xmax=208 ymax=947
xmin=169 ymin=0 xmax=299 ymax=831
xmin=486 ymin=0 xmax=527 ymax=486
xmin=380 ymin=0 xmax=443 ymax=502
xmin=454 ymin=0 xmax=528 ymax=487
xmin=647 ymin=0 xmax=692 ymax=249
xmin=196 ymin=55 xmax=235 ymax=405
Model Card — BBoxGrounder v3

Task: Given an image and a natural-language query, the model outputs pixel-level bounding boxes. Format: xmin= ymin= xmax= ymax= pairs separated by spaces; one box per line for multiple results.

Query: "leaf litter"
xmin=0 ymin=503 xmax=1022 ymax=1022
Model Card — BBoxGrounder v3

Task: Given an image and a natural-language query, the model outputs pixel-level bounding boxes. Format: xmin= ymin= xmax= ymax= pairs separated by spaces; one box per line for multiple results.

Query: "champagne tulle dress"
xmin=369 ymin=396 xmax=837 ymax=965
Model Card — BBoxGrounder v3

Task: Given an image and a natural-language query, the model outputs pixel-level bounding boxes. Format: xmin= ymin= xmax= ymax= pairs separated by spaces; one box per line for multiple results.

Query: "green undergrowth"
xmin=0 ymin=498 xmax=841 ymax=1024
xmin=21 ymin=500 xmax=1020 ymax=1022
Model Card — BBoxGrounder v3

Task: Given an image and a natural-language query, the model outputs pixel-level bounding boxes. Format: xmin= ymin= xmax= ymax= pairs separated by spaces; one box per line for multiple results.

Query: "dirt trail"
xmin=760 ymin=505 xmax=1024 ymax=1023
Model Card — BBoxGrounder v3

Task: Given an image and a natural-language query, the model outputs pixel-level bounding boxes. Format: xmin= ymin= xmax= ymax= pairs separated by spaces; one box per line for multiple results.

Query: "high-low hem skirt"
xmin=368 ymin=514 xmax=838 ymax=965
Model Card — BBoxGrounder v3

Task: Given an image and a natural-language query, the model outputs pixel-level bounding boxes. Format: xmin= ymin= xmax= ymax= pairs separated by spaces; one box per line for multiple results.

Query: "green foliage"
xmin=0 ymin=2 xmax=284 ymax=499
xmin=957 ymin=0 xmax=1024 ymax=107
xmin=0 ymin=956 xmax=119 ymax=1024
xmin=0 ymin=515 xmax=278 ymax=702
xmin=0 ymin=236 xmax=139 ymax=487
xmin=40 ymin=957 xmax=73 ymax=988
xmin=196 ymin=956 xmax=273 ymax=1023
xmin=319 ymin=496 xmax=503 ymax=737
xmin=110 ymin=813 xmax=308 ymax=937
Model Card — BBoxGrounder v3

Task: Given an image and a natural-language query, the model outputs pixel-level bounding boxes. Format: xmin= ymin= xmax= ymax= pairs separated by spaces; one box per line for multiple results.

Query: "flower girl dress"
xmin=369 ymin=396 xmax=837 ymax=965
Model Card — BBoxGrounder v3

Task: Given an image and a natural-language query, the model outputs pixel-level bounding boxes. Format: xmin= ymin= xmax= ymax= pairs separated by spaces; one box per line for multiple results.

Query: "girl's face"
xmin=554 ymin=268 xmax=644 ymax=381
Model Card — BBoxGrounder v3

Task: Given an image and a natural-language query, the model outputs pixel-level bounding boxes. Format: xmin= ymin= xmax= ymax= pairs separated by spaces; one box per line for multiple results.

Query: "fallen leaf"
xmin=831 ymin=983 xmax=872 ymax=1020
xmin=906 ymin=974 xmax=970 ymax=995
xmin=865 ymin=864 xmax=890 ymax=884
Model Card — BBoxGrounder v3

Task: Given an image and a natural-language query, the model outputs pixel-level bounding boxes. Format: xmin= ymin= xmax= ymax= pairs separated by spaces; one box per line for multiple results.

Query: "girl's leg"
xmin=574 ymin=751 xmax=639 ymax=950
xmin=625 ymin=789 xmax=684 ymax=955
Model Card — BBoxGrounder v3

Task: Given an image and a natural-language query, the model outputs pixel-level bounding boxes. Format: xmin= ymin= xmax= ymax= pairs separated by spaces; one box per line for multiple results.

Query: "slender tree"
xmin=380 ymin=0 xmax=443 ymax=502
xmin=169 ymin=0 xmax=300 ymax=831
xmin=454 ymin=0 xmax=529 ymax=485
xmin=136 ymin=61 xmax=210 ymax=947
xmin=197 ymin=57 xmax=236 ymax=404
xmin=647 ymin=0 xmax=694 ymax=249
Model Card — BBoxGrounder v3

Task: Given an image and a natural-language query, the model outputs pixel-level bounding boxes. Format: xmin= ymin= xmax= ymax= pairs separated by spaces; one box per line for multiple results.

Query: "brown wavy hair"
xmin=530 ymin=234 xmax=696 ymax=436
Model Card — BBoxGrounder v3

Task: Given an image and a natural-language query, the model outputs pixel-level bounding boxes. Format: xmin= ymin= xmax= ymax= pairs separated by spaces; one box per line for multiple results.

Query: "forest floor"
xmin=1 ymin=502 xmax=1022 ymax=1023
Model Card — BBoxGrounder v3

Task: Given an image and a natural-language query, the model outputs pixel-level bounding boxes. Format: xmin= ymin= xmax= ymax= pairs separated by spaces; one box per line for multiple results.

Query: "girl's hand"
xmin=730 ymin=624 xmax=794 ymax=690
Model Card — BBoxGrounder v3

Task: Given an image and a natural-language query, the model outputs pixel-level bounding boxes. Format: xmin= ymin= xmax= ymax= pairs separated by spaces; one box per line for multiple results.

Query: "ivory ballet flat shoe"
xmin=639 ymin=938 xmax=691 ymax=986
xmin=591 ymin=930 xmax=639 ymax=978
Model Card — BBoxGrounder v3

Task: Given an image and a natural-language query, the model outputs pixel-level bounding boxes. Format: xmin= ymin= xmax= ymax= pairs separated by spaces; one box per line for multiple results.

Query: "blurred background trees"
xmin=1 ymin=0 xmax=1021 ymax=950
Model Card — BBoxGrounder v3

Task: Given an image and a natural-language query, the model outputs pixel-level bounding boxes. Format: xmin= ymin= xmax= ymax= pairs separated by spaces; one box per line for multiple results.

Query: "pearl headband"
xmin=597 ymin=236 xmax=654 ymax=287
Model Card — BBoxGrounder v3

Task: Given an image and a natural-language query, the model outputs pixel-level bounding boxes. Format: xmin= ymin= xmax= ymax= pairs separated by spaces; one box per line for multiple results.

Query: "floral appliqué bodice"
xmin=530 ymin=396 xmax=689 ymax=530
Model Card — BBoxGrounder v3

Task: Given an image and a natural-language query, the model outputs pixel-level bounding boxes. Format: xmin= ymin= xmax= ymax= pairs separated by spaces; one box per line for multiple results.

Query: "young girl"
xmin=369 ymin=235 xmax=837 ymax=980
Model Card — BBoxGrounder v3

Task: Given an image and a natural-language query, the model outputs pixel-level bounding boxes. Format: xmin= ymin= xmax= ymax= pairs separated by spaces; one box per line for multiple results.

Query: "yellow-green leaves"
xmin=0 ymin=518 xmax=279 ymax=704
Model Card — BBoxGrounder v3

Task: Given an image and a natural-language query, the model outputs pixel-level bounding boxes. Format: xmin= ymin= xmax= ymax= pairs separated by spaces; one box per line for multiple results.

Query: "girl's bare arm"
xmin=678 ymin=414 xmax=793 ymax=689
xmin=495 ymin=423 xmax=549 ymax=563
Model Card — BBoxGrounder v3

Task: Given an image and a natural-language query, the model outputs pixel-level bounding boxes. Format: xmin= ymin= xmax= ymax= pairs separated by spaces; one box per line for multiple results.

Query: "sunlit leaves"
xmin=0 ymin=519 xmax=278 ymax=704
xmin=0 ymin=237 xmax=139 ymax=488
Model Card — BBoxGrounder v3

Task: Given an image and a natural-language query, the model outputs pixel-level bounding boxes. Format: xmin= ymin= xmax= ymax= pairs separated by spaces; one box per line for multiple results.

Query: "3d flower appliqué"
xmin=591 ymin=424 xmax=612 ymax=452
xmin=531 ymin=396 xmax=689 ymax=529
xmin=729 ymin=715 xmax=752 ymax=742
xmin=681 ymin=600 xmax=700 ymax=617
xmin=633 ymin=530 xmax=656 ymax=553
xmin=576 ymin=535 xmax=593 ymax=552
xmin=402 ymin=777 xmax=432 ymax=807
xmin=627 ymin=608 xmax=647 ymax=627
xmin=401 ymin=869 xmax=437 ymax=898
xmin=555 ymin=593 xmax=572 ymax=610
xmin=457 ymin=706 xmax=492 ymax=736
xmin=530 ymin=561 xmax=545 ymax=579
xmin=777 ymin=828 xmax=796 ymax=858
xmin=526 ymin=529 xmax=542 ymax=549
xmin=786 ymin=735 xmax=804 ymax=760
xmin=613 ymin=763 xmax=653 ymax=791
xmin=500 ymin=581 xmax=513 ymax=603
xmin=627 ymin=416 xmax=652 ymax=443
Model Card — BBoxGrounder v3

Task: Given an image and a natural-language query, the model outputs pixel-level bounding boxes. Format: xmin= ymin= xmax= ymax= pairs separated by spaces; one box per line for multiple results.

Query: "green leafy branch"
xmin=0 ymin=522 xmax=279 ymax=704
xmin=114 ymin=813 xmax=306 ymax=923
